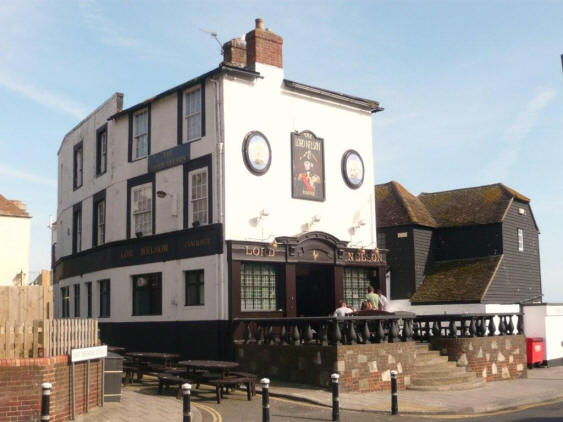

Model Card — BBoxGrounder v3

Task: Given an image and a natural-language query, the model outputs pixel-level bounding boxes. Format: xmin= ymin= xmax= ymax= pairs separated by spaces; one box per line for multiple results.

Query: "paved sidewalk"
xmin=269 ymin=366 xmax=563 ymax=414
xmin=75 ymin=366 xmax=563 ymax=421
xmin=75 ymin=382 xmax=204 ymax=422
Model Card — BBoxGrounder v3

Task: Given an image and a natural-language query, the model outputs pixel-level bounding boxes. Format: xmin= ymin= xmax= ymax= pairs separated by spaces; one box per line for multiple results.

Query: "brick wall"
xmin=235 ymin=342 xmax=416 ymax=393
xmin=245 ymin=28 xmax=283 ymax=69
xmin=430 ymin=335 xmax=527 ymax=381
xmin=0 ymin=356 xmax=102 ymax=422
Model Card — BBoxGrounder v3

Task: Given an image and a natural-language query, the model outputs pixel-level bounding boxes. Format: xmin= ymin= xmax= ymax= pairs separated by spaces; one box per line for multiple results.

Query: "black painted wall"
xmin=379 ymin=226 xmax=416 ymax=300
xmin=412 ymin=227 xmax=435 ymax=291
xmin=485 ymin=201 xmax=542 ymax=304
xmin=434 ymin=224 xmax=503 ymax=261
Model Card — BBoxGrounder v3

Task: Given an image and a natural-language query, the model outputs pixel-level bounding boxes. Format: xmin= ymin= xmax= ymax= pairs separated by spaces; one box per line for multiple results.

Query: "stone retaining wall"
xmin=0 ymin=356 xmax=102 ymax=422
xmin=430 ymin=335 xmax=527 ymax=381
xmin=235 ymin=342 xmax=416 ymax=392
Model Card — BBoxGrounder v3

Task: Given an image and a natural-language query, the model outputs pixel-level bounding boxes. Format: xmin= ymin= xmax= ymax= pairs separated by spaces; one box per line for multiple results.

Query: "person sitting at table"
xmin=333 ymin=300 xmax=354 ymax=317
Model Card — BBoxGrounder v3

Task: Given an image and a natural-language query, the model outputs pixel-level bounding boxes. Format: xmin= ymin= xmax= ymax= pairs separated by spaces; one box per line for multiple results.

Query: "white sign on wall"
xmin=71 ymin=345 xmax=108 ymax=362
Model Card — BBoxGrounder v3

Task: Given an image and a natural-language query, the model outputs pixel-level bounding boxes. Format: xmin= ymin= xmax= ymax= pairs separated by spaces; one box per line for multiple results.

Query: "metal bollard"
xmin=182 ymin=383 xmax=192 ymax=422
xmin=41 ymin=382 xmax=52 ymax=422
xmin=390 ymin=370 xmax=398 ymax=415
xmin=331 ymin=373 xmax=340 ymax=421
xmin=261 ymin=378 xmax=270 ymax=422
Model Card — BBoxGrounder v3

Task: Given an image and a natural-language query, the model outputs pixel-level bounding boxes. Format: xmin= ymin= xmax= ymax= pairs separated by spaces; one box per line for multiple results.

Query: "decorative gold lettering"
xmin=268 ymin=248 xmax=275 ymax=257
xmin=120 ymin=249 xmax=133 ymax=259
xmin=252 ymin=247 xmax=260 ymax=256
xmin=245 ymin=246 xmax=252 ymax=256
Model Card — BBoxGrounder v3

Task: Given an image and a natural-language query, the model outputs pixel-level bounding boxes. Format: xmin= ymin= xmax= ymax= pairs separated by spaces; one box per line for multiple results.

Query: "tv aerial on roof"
xmin=200 ymin=28 xmax=223 ymax=54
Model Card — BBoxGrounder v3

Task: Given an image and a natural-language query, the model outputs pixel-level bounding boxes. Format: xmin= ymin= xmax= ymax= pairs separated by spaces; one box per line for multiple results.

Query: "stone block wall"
xmin=235 ymin=341 xmax=416 ymax=392
xmin=430 ymin=335 xmax=527 ymax=381
xmin=0 ymin=356 xmax=102 ymax=422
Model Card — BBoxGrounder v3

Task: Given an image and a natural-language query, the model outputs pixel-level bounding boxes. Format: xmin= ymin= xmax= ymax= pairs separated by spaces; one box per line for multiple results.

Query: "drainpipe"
xmin=210 ymin=77 xmax=225 ymax=322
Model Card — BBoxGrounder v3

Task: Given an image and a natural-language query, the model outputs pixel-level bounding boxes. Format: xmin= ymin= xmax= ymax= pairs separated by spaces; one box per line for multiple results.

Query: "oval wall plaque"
xmin=341 ymin=150 xmax=364 ymax=189
xmin=242 ymin=131 xmax=271 ymax=175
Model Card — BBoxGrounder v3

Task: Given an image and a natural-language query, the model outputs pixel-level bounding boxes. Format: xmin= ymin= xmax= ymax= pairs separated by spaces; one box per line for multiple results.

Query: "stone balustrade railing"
xmin=233 ymin=312 xmax=524 ymax=346
xmin=413 ymin=313 xmax=524 ymax=341
xmin=233 ymin=313 xmax=416 ymax=346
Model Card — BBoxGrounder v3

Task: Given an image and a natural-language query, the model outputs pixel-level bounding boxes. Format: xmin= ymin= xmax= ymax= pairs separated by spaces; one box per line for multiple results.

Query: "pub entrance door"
xmin=296 ymin=264 xmax=334 ymax=317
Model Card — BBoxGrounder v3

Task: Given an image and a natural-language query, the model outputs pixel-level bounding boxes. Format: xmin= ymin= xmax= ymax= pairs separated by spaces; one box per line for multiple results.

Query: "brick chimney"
xmin=222 ymin=37 xmax=247 ymax=68
xmin=245 ymin=18 xmax=283 ymax=70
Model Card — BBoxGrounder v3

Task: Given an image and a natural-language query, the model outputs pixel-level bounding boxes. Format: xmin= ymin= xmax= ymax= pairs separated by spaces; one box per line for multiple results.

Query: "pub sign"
xmin=291 ymin=131 xmax=325 ymax=201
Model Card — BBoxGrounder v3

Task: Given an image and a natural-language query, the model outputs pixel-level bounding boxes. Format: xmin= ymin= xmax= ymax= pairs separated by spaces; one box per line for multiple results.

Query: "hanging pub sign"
xmin=291 ymin=130 xmax=325 ymax=201
xmin=341 ymin=149 xmax=364 ymax=189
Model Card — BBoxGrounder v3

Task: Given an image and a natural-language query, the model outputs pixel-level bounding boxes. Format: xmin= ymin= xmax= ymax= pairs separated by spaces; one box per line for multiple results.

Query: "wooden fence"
xmin=0 ymin=271 xmax=53 ymax=321
xmin=0 ymin=319 xmax=99 ymax=358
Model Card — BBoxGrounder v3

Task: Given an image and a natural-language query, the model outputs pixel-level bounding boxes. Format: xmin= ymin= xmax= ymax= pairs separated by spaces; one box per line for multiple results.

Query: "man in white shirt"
xmin=333 ymin=300 xmax=354 ymax=317
xmin=377 ymin=289 xmax=389 ymax=311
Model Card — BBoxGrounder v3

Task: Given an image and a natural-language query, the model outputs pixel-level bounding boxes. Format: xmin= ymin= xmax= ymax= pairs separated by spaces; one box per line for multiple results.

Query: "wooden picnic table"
xmin=126 ymin=352 xmax=180 ymax=368
xmin=177 ymin=360 xmax=239 ymax=378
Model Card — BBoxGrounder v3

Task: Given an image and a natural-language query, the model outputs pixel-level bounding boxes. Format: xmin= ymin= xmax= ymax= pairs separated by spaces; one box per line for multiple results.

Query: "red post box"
xmin=526 ymin=337 xmax=544 ymax=366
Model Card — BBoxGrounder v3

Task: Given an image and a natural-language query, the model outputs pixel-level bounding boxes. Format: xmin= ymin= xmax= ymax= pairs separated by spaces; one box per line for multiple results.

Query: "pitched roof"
xmin=375 ymin=181 xmax=437 ymax=228
xmin=418 ymin=183 xmax=529 ymax=227
xmin=0 ymin=195 xmax=30 ymax=218
xmin=411 ymin=255 xmax=503 ymax=303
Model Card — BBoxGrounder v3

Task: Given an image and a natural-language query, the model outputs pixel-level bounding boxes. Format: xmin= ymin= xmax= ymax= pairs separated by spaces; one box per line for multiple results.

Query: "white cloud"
xmin=480 ymin=88 xmax=556 ymax=179
xmin=0 ymin=164 xmax=56 ymax=187
xmin=0 ymin=70 xmax=90 ymax=120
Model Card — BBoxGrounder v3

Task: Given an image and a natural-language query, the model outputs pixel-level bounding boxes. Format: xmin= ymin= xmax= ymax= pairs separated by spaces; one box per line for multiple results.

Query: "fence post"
xmin=261 ymin=378 xmax=270 ymax=422
xmin=390 ymin=370 xmax=398 ymax=415
xmin=331 ymin=373 xmax=340 ymax=421
xmin=41 ymin=382 xmax=52 ymax=421
xmin=182 ymin=383 xmax=192 ymax=422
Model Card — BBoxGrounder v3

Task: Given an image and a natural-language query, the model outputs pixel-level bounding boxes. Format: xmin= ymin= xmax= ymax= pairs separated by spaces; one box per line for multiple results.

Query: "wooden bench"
xmin=230 ymin=371 xmax=257 ymax=396
xmin=157 ymin=374 xmax=194 ymax=399
xmin=208 ymin=377 xmax=253 ymax=403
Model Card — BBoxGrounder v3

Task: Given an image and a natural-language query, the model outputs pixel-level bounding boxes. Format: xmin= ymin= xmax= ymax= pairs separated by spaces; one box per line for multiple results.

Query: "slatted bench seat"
xmin=208 ymin=377 xmax=253 ymax=403
xmin=157 ymin=374 xmax=194 ymax=399
xmin=229 ymin=371 xmax=257 ymax=396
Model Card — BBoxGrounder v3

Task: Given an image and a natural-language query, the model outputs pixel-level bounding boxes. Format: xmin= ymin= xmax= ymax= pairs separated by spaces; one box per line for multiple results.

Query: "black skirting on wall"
xmin=99 ymin=320 xmax=233 ymax=360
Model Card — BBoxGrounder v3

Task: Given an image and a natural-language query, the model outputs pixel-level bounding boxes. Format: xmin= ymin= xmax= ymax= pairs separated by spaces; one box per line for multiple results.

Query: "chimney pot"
xmin=255 ymin=18 xmax=264 ymax=29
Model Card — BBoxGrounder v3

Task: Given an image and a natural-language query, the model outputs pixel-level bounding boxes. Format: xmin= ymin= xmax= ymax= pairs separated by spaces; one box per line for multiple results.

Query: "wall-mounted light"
xmin=156 ymin=190 xmax=178 ymax=216
xmin=304 ymin=214 xmax=321 ymax=232
xmin=156 ymin=190 xmax=167 ymax=198
xmin=351 ymin=219 xmax=366 ymax=234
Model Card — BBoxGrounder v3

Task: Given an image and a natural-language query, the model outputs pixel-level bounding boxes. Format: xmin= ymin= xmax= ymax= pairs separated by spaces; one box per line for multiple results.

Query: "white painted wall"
xmin=0 ymin=215 xmax=31 ymax=286
xmin=222 ymin=64 xmax=376 ymax=246
xmin=523 ymin=304 xmax=563 ymax=362
xmin=387 ymin=299 xmax=519 ymax=315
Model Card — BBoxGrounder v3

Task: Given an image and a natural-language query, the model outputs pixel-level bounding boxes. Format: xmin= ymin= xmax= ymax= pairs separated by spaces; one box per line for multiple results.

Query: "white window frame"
xmin=517 ymin=228 xmax=524 ymax=252
xmin=99 ymin=130 xmax=107 ymax=174
xmin=185 ymin=87 xmax=202 ymax=142
xmin=131 ymin=182 xmax=152 ymax=237
xmin=133 ymin=109 xmax=148 ymax=160
xmin=188 ymin=168 xmax=208 ymax=227
xmin=74 ymin=146 xmax=83 ymax=188
xmin=97 ymin=200 xmax=105 ymax=245
xmin=75 ymin=210 xmax=82 ymax=253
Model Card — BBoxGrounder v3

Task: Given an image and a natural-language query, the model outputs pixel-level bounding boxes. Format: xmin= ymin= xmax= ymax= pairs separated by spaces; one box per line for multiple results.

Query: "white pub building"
xmin=54 ymin=19 xmax=385 ymax=358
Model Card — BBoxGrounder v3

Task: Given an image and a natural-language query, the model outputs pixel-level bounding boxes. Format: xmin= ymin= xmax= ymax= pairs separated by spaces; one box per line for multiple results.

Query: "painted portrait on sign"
xmin=291 ymin=131 xmax=325 ymax=201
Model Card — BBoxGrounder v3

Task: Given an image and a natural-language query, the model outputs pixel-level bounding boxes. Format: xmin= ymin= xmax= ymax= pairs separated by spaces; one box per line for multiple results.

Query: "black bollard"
xmin=182 ymin=383 xmax=192 ymax=422
xmin=261 ymin=378 xmax=270 ymax=422
xmin=41 ymin=382 xmax=52 ymax=421
xmin=331 ymin=373 xmax=340 ymax=421
xmin=390 ymin=370 xmax=398 ymax=415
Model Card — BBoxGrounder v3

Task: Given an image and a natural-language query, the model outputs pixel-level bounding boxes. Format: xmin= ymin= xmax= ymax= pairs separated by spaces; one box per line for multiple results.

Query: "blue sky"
xmin=0 ymin=1 xmax=561 ymax=300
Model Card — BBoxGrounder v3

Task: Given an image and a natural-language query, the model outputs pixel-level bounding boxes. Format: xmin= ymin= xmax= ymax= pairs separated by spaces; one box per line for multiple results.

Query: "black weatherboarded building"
xmin=375 ymin=181 xmax=542 ymax=304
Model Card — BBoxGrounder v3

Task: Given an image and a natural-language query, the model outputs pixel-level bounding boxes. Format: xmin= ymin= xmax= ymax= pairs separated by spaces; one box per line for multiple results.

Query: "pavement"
xmin=75 ymin=365 xmax=563 ymax=421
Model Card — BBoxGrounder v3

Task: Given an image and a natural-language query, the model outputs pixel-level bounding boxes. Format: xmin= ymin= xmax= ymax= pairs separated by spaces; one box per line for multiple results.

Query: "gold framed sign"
xmin=291 ymin=131 xmax=325 ymax=201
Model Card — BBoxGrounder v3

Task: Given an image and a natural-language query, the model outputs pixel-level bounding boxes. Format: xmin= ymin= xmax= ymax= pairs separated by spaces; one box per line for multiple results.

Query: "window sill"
xmin=132 ymin=313 xmax=163 ymax=317
xmin=185 ymin=136 xmax=202 ymax=144
xmin=130 ymin=156 xmax=148 ymax=163
xmin=184 ymin=304 xmax=205 ymax=307
xmin=95 ymin=171 xmax=107 ymax=178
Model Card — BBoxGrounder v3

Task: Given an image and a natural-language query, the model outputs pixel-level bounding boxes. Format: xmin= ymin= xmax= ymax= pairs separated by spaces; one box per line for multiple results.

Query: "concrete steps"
xmin=407 ymin=343 xmax=485 ymax=391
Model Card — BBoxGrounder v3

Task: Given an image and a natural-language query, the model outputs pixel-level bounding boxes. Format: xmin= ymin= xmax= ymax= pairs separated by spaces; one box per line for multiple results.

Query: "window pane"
xmin=189 ymin=169 xmax=207 ymax=226
xmin=240 ymin=263 xmax=281 ymax=311
xmin=343 ymin=267 xmax=372 ymax=311
xmin=132 ymin=273 xmax=162 ymax=315
xmin=186 ymin=89 xmax=201 ymax=140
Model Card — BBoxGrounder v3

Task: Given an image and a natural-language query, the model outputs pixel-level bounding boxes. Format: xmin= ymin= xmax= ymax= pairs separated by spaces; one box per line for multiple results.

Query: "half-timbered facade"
xmin=53 ymin=19 xmax=385 ymax=358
